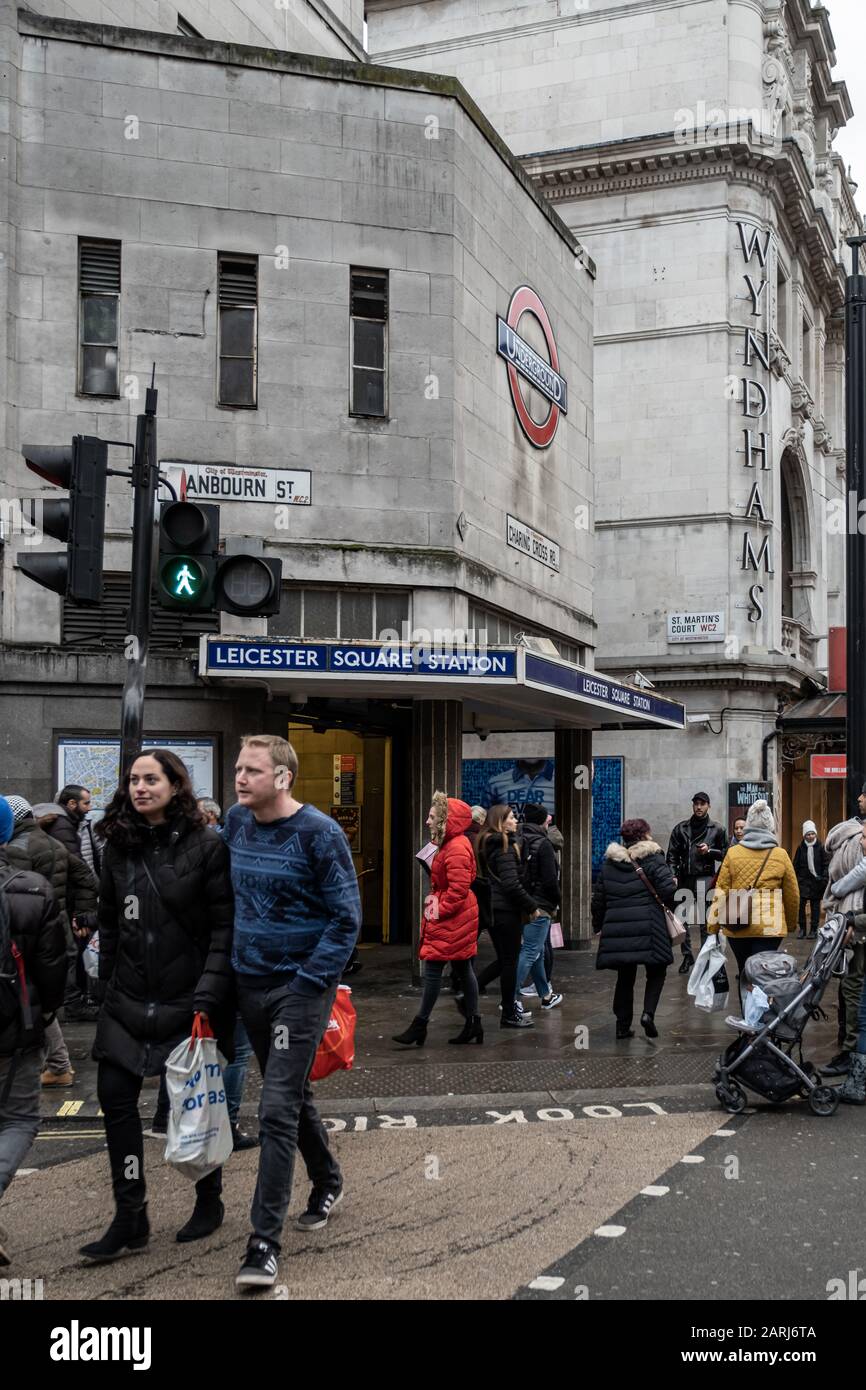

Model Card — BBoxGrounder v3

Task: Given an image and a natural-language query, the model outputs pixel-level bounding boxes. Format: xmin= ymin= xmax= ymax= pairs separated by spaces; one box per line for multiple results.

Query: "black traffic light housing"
xmin=156 ymin=500 xmax=219 ymax=610
xmin=17 ymin=436 xmax=108 ymax=605
xmin=156 ymin=499 xmax=281 ymax=616
xmin=215 ymin=554 xmax=282 ymax=616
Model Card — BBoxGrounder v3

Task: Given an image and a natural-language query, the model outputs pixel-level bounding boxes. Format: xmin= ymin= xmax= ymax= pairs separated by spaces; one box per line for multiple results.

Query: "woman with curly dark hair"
xmin=79 ymin=750 xmax=235 ymax=1263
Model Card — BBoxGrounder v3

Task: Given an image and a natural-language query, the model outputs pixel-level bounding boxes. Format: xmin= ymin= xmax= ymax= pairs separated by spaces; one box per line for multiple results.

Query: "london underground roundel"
xmin=496 ymin=286 xmax=568 ymax=449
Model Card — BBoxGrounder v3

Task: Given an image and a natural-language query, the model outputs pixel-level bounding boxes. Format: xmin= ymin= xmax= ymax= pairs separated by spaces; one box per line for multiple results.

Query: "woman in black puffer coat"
xmin=591 ymin=818 xmax=676 ymax=1041
xmin=80 ymin=749 xmax=235 ymax=1265
xmin=475 ymin=804 xmax=543 ymax=1029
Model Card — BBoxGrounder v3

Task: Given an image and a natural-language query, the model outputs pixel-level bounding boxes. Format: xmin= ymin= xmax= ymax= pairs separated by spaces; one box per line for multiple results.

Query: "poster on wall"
xmin=330 ymin=804 xmax=362 ymax=853
xmin=461 ymin=756 xmax=624 ymax=877
xmin=727 ymin=780 xmax=773 ymax=837
xmin=56 ymin=737 xmax=216 ymax=812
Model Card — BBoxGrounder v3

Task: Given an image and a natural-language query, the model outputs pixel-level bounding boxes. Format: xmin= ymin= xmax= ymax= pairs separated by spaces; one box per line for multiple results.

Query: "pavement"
xmin=6 ymin=932 xmax=856 ymax=1309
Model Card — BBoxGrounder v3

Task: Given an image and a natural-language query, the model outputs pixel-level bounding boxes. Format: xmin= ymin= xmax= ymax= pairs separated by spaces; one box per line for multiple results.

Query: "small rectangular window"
xmin=776 ymin=265 xmax=789 ymax=347
xmin=78 ymin=239 xmax=120 ymax=397
xmin=218 ymin=255 xmax=257 ymax=408
xmin=350 ymin=269 xmax=388 ymax=418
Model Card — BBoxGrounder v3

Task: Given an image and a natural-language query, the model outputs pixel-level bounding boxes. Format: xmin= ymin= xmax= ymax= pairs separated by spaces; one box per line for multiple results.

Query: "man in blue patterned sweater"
xmin=227 ymin=734 xmax=361 ymax=1290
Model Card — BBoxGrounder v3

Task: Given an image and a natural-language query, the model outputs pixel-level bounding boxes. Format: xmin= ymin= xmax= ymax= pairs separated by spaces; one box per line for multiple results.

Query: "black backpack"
xmin=0 ymin=871 xmax=33 ymax=1042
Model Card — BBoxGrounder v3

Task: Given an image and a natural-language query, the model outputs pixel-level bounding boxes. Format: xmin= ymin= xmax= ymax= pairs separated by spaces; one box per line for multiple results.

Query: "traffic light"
xmin=215 ymin=554 xmax=281 ymax=616
xmin=18 ymin=436 xmax=108 ymax=605
xmin=156 ymin=500 xmax=282 ymax=616
xmin=157 ymin=500 xmax=219 ymax=610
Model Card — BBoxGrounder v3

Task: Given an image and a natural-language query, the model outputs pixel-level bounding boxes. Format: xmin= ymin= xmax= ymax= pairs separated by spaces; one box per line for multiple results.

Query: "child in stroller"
xmin=713 ymin=911 xmax=852 ymax=1115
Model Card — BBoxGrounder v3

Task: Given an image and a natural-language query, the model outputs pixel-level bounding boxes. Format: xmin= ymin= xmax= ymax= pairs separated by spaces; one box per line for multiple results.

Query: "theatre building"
xmin=0 ymin=4 xmax=684 ymax=948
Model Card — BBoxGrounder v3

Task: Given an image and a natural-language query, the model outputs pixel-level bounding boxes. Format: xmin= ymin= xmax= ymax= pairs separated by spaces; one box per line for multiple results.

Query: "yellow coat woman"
xmin=707 ymin=800 xmax=799 ymax=993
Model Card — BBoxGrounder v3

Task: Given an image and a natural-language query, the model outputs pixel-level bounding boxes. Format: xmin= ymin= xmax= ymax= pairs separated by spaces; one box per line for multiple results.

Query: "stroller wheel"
xmin=808 ymin=1085 xmax=840 ymax=1118
xmin=715 ymin=1082 xmax=747 ymax=1114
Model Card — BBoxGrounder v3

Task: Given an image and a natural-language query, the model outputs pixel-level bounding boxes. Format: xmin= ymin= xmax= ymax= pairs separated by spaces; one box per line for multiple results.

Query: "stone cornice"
xmin=523 ymin=127 xmax=854 ymax=312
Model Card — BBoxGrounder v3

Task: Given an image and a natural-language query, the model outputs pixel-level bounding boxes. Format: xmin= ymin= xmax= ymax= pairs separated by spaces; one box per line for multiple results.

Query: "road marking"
xmin=594 ymin=1225 xmax=627 ymax=1238
xmin=56 ymin=1101 xmax=84 ymax=1117
xmin=640 ymin=1185 xmax=669 ymax=1197
xmin=680 ymin=1155 xmax=705 ymax=1164
xmin=713 ymin=1129 xmax=737 ymax=1137
xmin=35 ymin=1130 xmax=105 ymax=1140
xmin=528 ymin=1276 xmax=565 ymax=1291
xmin=15 ymin=1168 xmax=38 ymax=1176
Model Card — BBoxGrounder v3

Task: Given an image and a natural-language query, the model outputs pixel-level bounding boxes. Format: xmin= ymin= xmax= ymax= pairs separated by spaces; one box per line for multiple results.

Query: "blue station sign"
xmin=204 ymin=641 xmax=518 ymax=678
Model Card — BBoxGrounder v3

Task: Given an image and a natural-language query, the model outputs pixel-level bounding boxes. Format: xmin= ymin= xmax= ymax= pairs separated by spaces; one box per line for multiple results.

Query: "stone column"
xmin=555 ymin=727 xmax=592 ymax=949
xmin=410 ymin=699 xmax=462 ymax=979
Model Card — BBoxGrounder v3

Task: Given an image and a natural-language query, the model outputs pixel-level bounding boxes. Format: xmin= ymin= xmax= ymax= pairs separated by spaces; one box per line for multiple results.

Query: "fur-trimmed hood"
xmin=604 ymin=839 xmax=664 ymax=864
xmin=428 ymin=791 xmax=472 ymax=847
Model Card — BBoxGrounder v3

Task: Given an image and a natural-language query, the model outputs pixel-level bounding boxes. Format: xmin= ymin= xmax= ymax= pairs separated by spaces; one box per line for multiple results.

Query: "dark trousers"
xmin=477 ymin=918 xmax=522 ymax=1012
xmin=97 ymin=1059 xmax=222 ymax=1213
xmin=727 ymin=935 xmax=781 ymax=1009
xmin=419 ymin=959 xmax=478 ymax=1022
xmin=798 ymin=892 xmax=822 ymax=934
xmin=612 ymin=963 xmax=666 ymax=1026
xmin=238 ymin=977 xmax=341 ymax=1251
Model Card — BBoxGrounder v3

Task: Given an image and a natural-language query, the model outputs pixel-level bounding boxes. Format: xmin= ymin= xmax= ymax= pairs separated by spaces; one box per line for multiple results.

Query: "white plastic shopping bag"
xmin=687 ymin=933 xmax=730 ymax=1013
xmin=82 ymin=931 xmax=100 ymax=979
xmin=164 ymin=1017 xmax=232 ymax=1181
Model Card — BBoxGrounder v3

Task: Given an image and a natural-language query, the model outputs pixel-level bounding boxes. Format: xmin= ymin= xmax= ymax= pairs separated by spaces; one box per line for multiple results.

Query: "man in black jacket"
xmin=666 ymin=792 xmax=728 ymax=972
xmin=55 ymin=785 xmax=101 ymax=877
xmin=0 ymin=797 xmax=67 ymax=1264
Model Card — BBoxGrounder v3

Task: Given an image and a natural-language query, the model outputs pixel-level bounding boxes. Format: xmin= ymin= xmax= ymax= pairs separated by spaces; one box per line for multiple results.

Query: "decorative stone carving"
xmin=791 ymin=385 xmax=815 ymax=421
xmin=769 ymin=331 xmax=791 ymax=378
xmin=812 ymin=420 xmax=833 ymax=454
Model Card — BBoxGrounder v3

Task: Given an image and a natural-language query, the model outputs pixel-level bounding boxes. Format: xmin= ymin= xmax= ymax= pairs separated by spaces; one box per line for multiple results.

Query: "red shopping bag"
xmin=310 ymin=984 xmax=356 ymax=1082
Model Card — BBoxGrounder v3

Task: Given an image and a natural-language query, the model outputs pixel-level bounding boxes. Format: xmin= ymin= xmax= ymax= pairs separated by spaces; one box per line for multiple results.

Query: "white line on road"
xmin=640 ymin=1185 xmax=670 ymax=1197
xmin=594 ymin=1225 xmax=627 ymax=1237
xmin=680 ymin=1155 xmax=705 ymax=1164
xmin=528 ymin=1276 xmax=565 ymax=1291
xmin=713 ymin=1129 xmax=737 ymax=1137
xmin=15 ymin=1168 xmax=38 ymax=1176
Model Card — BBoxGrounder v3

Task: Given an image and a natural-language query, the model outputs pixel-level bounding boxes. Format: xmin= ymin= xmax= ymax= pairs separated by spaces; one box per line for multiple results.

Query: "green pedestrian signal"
xmin=156 ymin=501 xmax=218 ymax=610
xmin=161 ymin=555 xmax=206 ymax=602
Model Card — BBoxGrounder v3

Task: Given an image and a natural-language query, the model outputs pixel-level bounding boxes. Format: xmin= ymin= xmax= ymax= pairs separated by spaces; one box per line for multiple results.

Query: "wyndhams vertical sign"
xmin=735 ymin=223 xmax=774 ymax=623
xmin=497 ymin=286 xmax=567 ymax=448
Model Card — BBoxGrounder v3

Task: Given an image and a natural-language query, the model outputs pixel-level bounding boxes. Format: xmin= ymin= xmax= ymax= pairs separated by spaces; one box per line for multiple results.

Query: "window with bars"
xmin=269 ymin=587 xmax=410 ymax=640
xmin=467 ymin=602 xmax=582 ymax=665
xmin=78 ymin=239 xmax=120 ymax=397
xmin=350 ymin=269 xmax=388 ymax=418
xmin=218 ymin=255 xmax=257 ymax=408
xmin=62 ymin=574 xmax=218 ymax=651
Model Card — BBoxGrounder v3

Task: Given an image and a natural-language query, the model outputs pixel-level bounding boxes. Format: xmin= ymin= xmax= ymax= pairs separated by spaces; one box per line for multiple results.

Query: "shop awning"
xmin=198 ymin=638 xmax=686 ymax=733
xmin=780 ymin=693 xmax=846 ymax=729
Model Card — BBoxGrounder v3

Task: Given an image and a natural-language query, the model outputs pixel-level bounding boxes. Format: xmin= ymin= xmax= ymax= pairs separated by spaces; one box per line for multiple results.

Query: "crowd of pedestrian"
xmin=4 ymin=751 xmax=866 ymax=1287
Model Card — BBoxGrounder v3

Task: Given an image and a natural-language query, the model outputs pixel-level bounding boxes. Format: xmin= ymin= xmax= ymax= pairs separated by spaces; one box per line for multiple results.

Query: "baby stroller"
xmin=712 ymin=911 xmax=852 ymax=1116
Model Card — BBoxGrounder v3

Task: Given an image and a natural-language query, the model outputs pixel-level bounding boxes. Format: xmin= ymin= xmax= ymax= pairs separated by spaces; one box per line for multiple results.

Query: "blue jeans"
xmin=223 ymin=1015 xmax=253 ymax=1126
xmin=856 ymin=963 xmax=866 ymax=1054
xmin=515 ymin=916 xmax=552 ymax=1001
xmin=0 ymin=1047 xmax=41 ymax=1202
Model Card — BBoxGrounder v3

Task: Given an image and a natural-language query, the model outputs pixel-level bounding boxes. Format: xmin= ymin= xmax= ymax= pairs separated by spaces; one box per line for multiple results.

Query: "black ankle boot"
xmin=176 ymin=1197 xmax=225 ymax=1244
xmin=641 ymin=1012 xmax=658 ymax=1039
xmin=80 ymin=1205 xmax=149 ymax=1263
xmin=448 ymin=1015 xmax=483 ymax=1045
xmin=615 ymin=1023 xmax=635 ymax=1039
xmin=392 ymin=1016 xmax=427 ymax=1047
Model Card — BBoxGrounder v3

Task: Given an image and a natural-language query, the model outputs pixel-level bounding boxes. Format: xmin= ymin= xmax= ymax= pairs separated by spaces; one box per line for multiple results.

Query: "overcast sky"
xmin=824 ymin=1 xmax=865 ymax=201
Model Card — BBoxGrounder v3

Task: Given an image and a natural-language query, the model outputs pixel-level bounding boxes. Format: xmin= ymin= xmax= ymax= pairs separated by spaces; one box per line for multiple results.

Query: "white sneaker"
xmin=540 ymin=992 xmax=563 ymax=1010
xmin=498 ymin=1000 xmax=533 ymax=1018
xmin=520 ymin=986 xmax=539 ymax=997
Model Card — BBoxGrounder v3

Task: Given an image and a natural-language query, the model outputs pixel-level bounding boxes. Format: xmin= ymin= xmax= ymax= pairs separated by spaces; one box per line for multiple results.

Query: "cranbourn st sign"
xmin=162 ymin=462 xmax=311 ymax=505
xmin=497 ymin=286 xmax=567 ymax=448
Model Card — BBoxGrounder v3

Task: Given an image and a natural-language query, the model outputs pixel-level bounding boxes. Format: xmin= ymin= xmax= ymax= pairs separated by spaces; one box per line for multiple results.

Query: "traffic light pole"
xmin=120 ymin=379 xmax=159 ymax=778
xmin=846 ymin=236 xmax=866 ymax=818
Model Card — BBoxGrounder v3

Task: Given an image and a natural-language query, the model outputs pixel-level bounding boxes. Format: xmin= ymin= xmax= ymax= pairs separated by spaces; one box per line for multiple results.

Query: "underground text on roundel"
xmin=49 ymin=1321 xmax=152 ymax=1371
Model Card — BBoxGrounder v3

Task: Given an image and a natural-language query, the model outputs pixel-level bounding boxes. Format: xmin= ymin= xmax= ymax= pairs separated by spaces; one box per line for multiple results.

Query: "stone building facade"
xmin=0 ymin=1 xmax=676 ymax=946
xmin=368 ymin=0 xmax=860 ymax=850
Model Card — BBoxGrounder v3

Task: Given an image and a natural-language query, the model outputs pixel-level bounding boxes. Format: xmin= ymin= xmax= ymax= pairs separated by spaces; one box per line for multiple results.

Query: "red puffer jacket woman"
xmin=422 ymin=794 xmax=478 ymax=960
xmin=393 ymin=791 xmax=482 ymax=1049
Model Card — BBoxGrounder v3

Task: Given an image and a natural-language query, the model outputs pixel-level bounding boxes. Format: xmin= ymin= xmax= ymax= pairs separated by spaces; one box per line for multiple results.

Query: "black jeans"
xmin=728 ymin=935 xmax=780 ymax=1009
xmin=97 ymin=1059 xmax=222 ymax=1213
xmin=612 ymin=963 xmax=666 ymax=1026
xmin=419 ymin=959 xmax=478 ymax=1022
xmin=798 ymin=893 xmax=822 ymax=934
xmin=477 ymin=917 xmax=522 ymax=1013
xmin=238 ymin=977 xmax=341 ymax=1251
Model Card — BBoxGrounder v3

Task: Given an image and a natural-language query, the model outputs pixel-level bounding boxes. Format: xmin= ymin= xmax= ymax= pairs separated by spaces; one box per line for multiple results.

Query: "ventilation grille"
xmin=79 ymin=240 xmax=121 ymax=295
xmin=218 ymin=257 xmax=257 ymax=307
xmin=62 ymin=574 xmax=218 ymax=652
